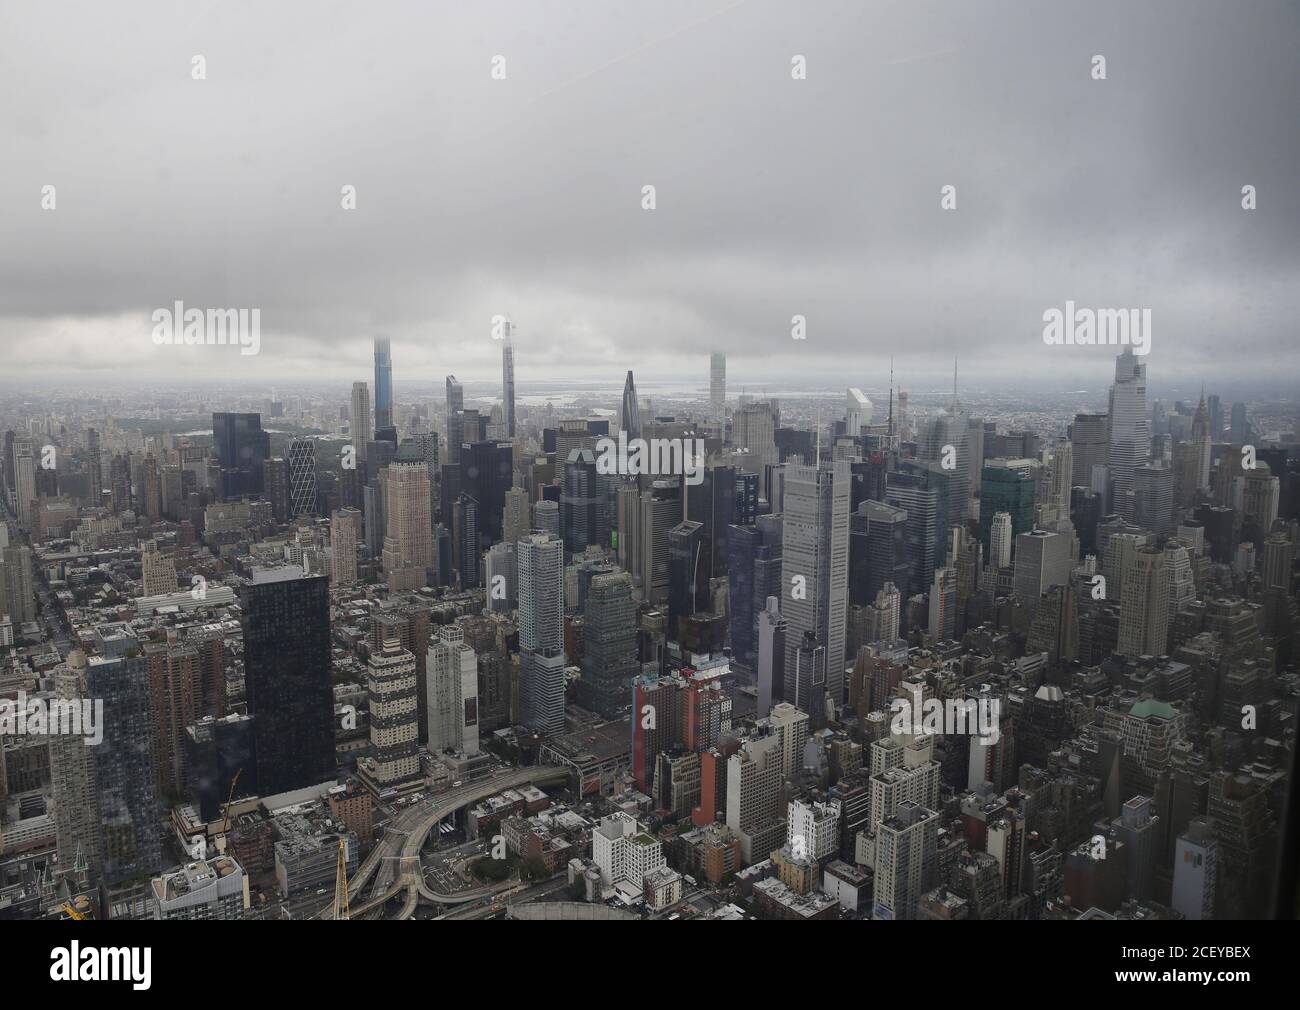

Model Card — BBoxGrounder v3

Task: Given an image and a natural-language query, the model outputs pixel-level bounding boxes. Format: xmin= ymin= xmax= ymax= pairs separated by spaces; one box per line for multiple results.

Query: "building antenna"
xmin=888 ymin=357 xmax=895 ymax=437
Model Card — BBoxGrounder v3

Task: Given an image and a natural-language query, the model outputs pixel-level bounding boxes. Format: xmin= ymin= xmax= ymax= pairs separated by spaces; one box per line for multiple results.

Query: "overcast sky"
xmin=1 ymin=0 xmax=1297 ymax=393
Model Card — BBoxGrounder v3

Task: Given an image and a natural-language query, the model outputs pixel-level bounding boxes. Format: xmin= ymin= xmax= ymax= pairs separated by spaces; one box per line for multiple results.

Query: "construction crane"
xmin=214 ymin=768 xmax=243 ymax=855
xmin=332 ymin=838 xmax=350 ymax=921
xmin=61 ymin=901 xmax=87 ymax=921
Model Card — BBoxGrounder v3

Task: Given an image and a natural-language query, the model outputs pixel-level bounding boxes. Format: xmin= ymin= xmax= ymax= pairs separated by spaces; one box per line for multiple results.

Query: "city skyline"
xmin=1 ymin=0 xmax=1297 ymax=955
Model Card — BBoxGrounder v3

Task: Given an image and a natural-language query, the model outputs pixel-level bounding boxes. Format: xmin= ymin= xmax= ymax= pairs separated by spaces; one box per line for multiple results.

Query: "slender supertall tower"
xmin=502 ymin=322 xmax=517 ymax=438
xmin=445 ymin=375 xmax=464 ymax=464
xmin=373 ymin=337 xmax=393 ymax=432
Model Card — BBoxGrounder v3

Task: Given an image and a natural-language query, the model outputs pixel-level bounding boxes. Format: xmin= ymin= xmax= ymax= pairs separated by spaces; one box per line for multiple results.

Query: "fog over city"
xmin=1 ymin=0 xmax=1297 ymax=388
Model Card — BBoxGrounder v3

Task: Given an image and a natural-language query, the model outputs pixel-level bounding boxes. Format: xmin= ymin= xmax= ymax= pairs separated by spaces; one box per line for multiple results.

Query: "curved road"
xmin=340 ymin=765 xmax=570 ymax=919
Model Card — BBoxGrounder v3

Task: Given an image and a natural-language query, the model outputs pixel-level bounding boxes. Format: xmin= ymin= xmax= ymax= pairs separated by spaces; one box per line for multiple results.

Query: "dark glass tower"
xmin=240 ymin=568 xmax=336 ymax=795
xmin=86 ymin=640 xmax=164 ymax=885
xmin=212 ymin=412 xmax=270 ymax=501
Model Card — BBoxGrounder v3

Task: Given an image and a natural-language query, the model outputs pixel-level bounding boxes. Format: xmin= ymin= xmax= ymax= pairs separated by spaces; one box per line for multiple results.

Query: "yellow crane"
xmin=61 ymin=901 xmax=87 ymax=921
xmin=332 ymin=838 xmax=350 ymax=921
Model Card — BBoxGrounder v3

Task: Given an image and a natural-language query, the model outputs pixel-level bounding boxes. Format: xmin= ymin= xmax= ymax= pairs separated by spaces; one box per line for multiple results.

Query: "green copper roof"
xmin=1130 ymin=699 xmax=1176 ymax=720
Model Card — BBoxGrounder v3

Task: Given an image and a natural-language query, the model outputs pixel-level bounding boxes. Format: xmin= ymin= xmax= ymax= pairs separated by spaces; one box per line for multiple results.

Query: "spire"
xmin=888 ymin=356 xmax=895 ymax=436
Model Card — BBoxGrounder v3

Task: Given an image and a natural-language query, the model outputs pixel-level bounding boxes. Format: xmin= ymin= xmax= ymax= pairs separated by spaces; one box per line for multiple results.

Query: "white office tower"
xmin=592 ymin=812 xmax=666 ymax=889
xmin=140 ymin=539 xmax=178 ymax=597
xmin=518 ymin=533 xmax=566 ymax=735
xmin=787 ymin=799 xmax=840 ymax=862
xmin=872 ymin=801 xmax=939 ymax=921
xmin=14 ymin=440 xmax=35 ymax=529
xmin=927 ymin=567 xmax=956 ymax=641
xmin=1013 ymin=529 xmax=1071 ymax=607
xmin=350 ymin=382 xmax=371 ymax=461
xmin=1107 ymin=349 xmax=1150 ymax=522
xmin=1118 ymin=546 xmax=1169 ymax=658
xmin=381 ymin=462 xmax=434 ymax=592
xmin=330 ymin=507 xmax=361 ymax=585
xmin=754 ymin=596 xmax=786 ymax=720
xmin=366 ymin=632 xmax=421 ymax=786
xmin=1171 ymin=818 xmax=1217 ymax=921
xmin=989 ymin=511 xmax=1013 ymax=570
xmin=767 ymin=702 xmax=810 ymax=779
xmin=426 ymin=625 xmax=480 ymax=756
xmin=287 ymin=437 xmax=317 ymax=517
xmin=845 ymin=388 xmax=872 ymax=438
xmin=725 ymin=733 xmax=785 ymax=865
xmin=781 ymin=461 xmax=851 ymax=708
xmin=868 ymin=739 xmax=940 ymax=832
xmin=710 ymin=352 xmax=726 ymax=423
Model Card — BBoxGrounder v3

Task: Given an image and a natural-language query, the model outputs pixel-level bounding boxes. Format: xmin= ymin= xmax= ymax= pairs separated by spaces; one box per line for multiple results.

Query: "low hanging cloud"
xmin=0 ymin=0 xmax=1296 ymax=391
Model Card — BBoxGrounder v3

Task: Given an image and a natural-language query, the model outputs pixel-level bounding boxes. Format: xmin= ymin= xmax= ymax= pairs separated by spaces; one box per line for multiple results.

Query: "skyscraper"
xmin=1070 ymin=412 xmax=1110 ymax=488
xmin=578 ymin=571 xmax=638 ymax=718
xmin=755 ymin=596 xmax=786 ymax=718
xmin=87 ymin=629 xmax=164 ymax=885
xmin=240 ymin=568 xmax=336 ymax=796
xmin=562 ymin=447 xmax=603 ymax=554
xmin=1118 ymin=546 xmax=1169 ymax=657
xmin=1013 ymin=529 xmax=1070 ymax=606
xmin=518 ymin=533 xmax=566 ymax=734
xmin=373 ymin=336 xmax=393 ymax=432
xmin=502 ymin=323 xmax=516 ymax=438
xmin=873 ymin=801 xmax=939 ymax=921
xmin=287 ymin=437 xmax=317 ymax=518
xmin=426 ymin=625 xmax=480 ymax=755
xmin=445 ymin=375 xmax=464 ymax=463
xmin=49 ymin=652 xmax=103 ymax=886
xmin=849 ymin=500 xmax=910 ymax=608
xmin=330 ymin=507 xmax=361 ymax=585
xmin=382 ymin=462 xmax=434 ymax=592
xmin=621 ymin=370 xmax=641 ymax=440
xmin=928 ymin=567 xmax=957 ymax=641
xmin=989 ymin=511 xmax=1012 ymax=570
xmin=782 ymin=461 xmax=851 ymax=708
xmin=13 ymin=438 xmax=35 ymax=528
xmin=1107 ymin=350 xmax=1150 ymax=522
xmin=212 ymin=412 xmax=269 ymax=501
xmin=350 ymin=382 xmax=371 ymax=462
xmin=710 ymin=352 xmax=726 ymax=423
xmin=365 ymin=630 xmax=421 ymax=787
